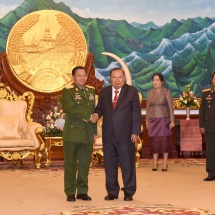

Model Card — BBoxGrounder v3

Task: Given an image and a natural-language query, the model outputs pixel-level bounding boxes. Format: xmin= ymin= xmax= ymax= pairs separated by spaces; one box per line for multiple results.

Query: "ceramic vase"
xmin=186 ymin=107 xmax=190 ymax=120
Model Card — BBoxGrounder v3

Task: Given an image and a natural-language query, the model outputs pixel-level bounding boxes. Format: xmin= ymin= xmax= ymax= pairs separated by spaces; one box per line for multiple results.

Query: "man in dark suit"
xmin=92 ymin=67 xmax=141 ymax=201
xmin=62 ymin=66 xmax=96 ymax=202
xmin=199 ymin=72 xmax=215 ymax=181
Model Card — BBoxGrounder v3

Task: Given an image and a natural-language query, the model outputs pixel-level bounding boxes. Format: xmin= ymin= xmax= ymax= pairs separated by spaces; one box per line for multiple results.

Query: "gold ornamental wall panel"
xmin=6 ymin=10 xmax=88 ymax=93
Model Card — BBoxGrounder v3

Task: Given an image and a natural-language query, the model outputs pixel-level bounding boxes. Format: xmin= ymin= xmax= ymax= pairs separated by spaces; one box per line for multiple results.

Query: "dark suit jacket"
xmin=95 ymin=84 xmax=141 ymax=143
xmin=199 ymin=88 xmax=215 ymax=133
xmin=62 ymin=84 xmax=97 ymax=143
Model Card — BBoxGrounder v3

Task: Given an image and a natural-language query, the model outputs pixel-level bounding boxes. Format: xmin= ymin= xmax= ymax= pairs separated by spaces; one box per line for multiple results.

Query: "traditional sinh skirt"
xmin=148 ymin=117 xmax=172 ymax=154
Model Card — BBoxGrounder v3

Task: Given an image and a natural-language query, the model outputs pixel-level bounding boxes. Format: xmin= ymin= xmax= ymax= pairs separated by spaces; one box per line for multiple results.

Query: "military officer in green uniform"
xmin=62 ymin=66 xmax=97 ymax=201
xmin=199 ymin=72 xmax=215 ymax=181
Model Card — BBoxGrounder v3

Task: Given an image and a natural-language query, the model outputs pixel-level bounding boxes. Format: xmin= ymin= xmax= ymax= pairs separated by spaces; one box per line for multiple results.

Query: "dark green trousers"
xmin=204 ymin=132 xmax=215 ymax=177
xmin=63 ymin=141 xmax=93 ymax=196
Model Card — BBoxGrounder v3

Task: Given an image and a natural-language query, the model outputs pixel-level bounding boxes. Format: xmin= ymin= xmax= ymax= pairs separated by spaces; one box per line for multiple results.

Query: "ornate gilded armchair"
xmin=0 ymin=83 xmax=44 ymax=168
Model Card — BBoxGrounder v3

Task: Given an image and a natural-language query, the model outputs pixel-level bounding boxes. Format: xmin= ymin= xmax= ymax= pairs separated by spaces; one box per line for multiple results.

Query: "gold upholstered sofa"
xmin=0 ymin=83 xmax=44 ymax=168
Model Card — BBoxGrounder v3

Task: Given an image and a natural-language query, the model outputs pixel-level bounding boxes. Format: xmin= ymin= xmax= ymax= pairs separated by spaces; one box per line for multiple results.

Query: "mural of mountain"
xmin=1 ymin=0 xmax=215 ymax=97
xmin=97 ymin=23 xmax=215 ymax=97
xmin=130 ymin=21 xmax=160 ymax=30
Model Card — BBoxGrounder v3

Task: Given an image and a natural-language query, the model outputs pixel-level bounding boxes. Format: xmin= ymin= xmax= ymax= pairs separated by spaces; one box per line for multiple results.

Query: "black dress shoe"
xmin=124 ymin=196 xmax=133 ymax=201
xmin=204 ymin=176 xmax=215 ymax=181
xmin=76 ymin=194 xmax=92 ymax=200
xmin=104 ymin=194 xmax=118 ymax=200
xmin=67 ymin=194 xmax=76 ymax=202
xmin=124 ymin=191 xmax=133 ymax=201
xmin=152 ymin=164 xmax=159 ymax=171
xmin=162 ymin=165 xmax=168 ymax=172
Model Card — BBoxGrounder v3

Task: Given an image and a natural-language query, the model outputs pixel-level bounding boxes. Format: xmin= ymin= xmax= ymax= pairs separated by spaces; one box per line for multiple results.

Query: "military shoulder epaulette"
xmin=66 ymin=83 xmax=74 ymax=89
xmin=202 ymin=88 xmax=210 ymax=92
xmin=85 ymin=85 xmax=95 ymax=89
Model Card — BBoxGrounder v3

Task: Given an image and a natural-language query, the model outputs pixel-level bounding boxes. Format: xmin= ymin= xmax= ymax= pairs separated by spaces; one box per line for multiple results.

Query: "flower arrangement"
xmin=43 ymin=103 xmax=65 ymax=137
xmin=179 ymin=84 xmax=198 ymax=108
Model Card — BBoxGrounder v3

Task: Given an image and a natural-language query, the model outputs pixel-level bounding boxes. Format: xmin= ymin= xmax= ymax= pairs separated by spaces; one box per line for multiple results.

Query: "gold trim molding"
xmin=173 ymin=98 xmax=201 ymax=109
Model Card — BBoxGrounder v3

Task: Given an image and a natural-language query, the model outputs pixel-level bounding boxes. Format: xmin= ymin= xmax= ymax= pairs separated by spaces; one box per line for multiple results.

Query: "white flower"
xmin=44 ymin=102 xmax=65 ymax=136
xmin=179 ymin=84 xmax=198 ymax=107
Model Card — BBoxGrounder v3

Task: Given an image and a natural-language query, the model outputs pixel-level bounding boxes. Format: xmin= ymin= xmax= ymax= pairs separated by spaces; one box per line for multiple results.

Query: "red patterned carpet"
xmin=61 ymin=205 xmax=214 ymax=215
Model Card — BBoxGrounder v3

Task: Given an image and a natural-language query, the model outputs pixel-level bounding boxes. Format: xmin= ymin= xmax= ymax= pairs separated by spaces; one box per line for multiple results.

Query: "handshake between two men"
xmin=90 ymin=113 xmax=99 ymax=123
xmin=90 ymin=112 xmax=138 ymax=143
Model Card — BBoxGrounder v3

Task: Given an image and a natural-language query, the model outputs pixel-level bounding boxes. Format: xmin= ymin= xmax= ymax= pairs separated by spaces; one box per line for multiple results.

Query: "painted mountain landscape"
xmin=1 ymin=0 xmax=215 ymax=97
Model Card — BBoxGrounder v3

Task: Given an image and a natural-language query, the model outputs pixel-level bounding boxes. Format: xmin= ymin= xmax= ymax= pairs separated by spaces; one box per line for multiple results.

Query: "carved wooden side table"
xmin=44 ymin=137 xmax=63 ymax=167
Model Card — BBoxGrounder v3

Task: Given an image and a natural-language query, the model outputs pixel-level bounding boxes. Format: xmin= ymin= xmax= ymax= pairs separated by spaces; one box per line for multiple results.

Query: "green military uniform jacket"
xmin=62 ymin=83 xmax=97 ymax=143
xmin=199 ymin=88 xmax=215 ymax=133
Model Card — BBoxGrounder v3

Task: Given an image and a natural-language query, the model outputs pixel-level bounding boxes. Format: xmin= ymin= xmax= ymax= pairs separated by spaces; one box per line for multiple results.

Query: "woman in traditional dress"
xmin=146 ymin=73 xmax=175 ymax=171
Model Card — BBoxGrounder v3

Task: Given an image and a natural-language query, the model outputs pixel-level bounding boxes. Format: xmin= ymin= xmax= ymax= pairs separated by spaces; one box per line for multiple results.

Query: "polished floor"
xmin=1 ymin=158 xmax=215 ymax=215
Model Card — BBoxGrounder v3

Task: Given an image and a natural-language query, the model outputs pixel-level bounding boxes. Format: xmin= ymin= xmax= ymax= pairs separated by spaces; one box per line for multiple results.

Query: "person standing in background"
xmin=92 ymin=67 xmax=141 ymax=201
xmin=199 ymin=72 xmax=215 ymax=181
xmin=62 ymin=66 xmax=97 ymax=202
xmin=146 ymin=73 xmax=175 ymax=171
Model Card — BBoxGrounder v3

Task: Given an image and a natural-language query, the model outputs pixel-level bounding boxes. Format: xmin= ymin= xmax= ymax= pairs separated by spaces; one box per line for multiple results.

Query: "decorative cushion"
xmin=0 ymin=115 xmax=22 ymax=139
xmin=0 ymin=99 xmax=27 ymax=128
xmin=94 ymin=137 xmax=103 ymax=147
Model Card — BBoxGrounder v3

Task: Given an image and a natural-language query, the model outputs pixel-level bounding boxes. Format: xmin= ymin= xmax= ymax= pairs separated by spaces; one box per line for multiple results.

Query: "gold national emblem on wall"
xmin=6 ymin=10 xmax=87 ymax=93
